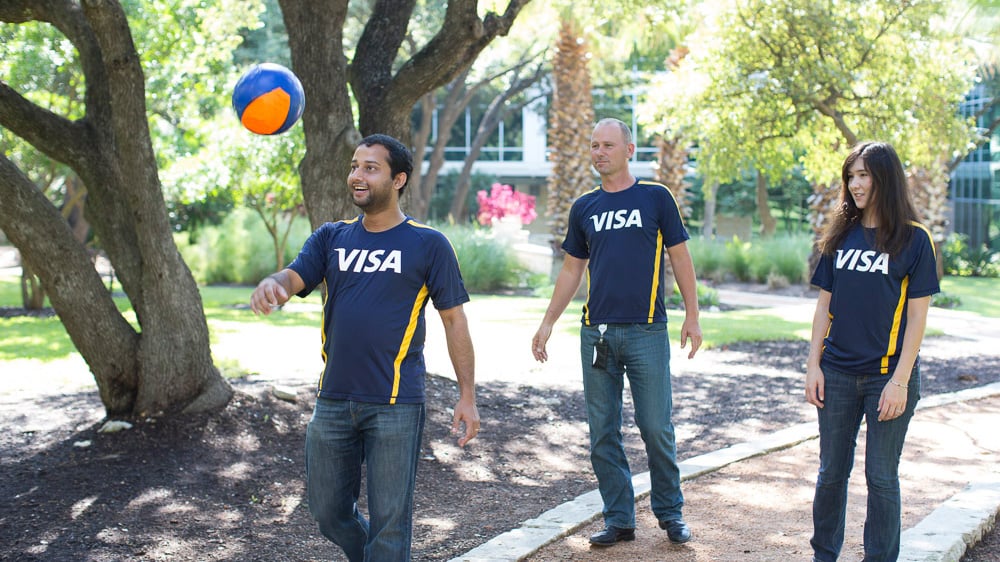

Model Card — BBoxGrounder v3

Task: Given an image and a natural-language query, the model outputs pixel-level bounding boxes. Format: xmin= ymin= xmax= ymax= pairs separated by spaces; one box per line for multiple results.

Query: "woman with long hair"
xmin=805 ymin=141 xmax=939 ymax=561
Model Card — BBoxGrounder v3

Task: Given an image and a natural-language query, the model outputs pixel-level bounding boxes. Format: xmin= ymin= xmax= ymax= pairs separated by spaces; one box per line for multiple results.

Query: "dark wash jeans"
xmin=811 ymin=366 xmax=921 ymax=562
xmin=305 ymin=397 xmax=425 ymax=562
xmin=580 ymin=322 xmax=684 ymax=529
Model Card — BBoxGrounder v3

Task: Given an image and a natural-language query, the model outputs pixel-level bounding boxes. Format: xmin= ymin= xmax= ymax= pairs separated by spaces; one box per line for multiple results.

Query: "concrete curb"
xmin=450 ymin=382 xmax=1000 ymax=562
xmin=899 ymin=481 xmax=1000 ymax=562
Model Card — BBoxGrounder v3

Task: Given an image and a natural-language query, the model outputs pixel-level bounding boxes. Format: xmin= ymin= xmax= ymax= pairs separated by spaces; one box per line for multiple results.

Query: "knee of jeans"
xmin=313 ymin=505 xmax=360 ymax=535
xmin=864 ymin=468 xmax=900 ymax=492
xmin=816 ymin=465 xmax=852 ymax=487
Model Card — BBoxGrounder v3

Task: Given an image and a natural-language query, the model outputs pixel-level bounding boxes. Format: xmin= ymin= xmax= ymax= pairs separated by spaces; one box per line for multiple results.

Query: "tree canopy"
xmin=640 ymin=0 xmax=979 ymax=187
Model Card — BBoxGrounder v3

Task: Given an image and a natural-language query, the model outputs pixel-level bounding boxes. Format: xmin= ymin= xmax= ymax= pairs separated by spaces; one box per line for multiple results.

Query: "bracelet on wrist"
xmin=889 ymin=379 xmax=908 ymax=390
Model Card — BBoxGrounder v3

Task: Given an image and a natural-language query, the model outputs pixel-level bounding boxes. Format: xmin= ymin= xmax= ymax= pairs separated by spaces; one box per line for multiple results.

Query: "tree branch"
xmin=0 ymin=0 xmax=97 ymax=167
xmin=350 ymin=0 xmax=418 ymax=112
xmin=388 ymin=0 xmax=531 ymax=110
xmin=0 ymin=82 xmax=90 ymax=164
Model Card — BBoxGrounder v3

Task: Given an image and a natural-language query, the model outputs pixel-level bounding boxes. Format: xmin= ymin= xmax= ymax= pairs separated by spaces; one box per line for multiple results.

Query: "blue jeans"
xmin=581 ymin=322 xmax=683 ymax=529
xmin=811 ymin=366 xmax=921 ymax=562
xmin=305 ymin=397 xmax=425 ymax=562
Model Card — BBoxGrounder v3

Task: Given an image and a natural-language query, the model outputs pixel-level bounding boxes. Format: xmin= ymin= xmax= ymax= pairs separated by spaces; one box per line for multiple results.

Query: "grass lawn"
xmin=939 ymin=276 xmax=1000 ymax=317
xmin=1 ymin=273 xmax=993 ymax=364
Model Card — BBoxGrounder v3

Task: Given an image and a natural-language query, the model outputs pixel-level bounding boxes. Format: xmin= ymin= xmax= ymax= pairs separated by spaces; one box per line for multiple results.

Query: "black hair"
xmin=358 ymin=134 xmax=414 ymax=194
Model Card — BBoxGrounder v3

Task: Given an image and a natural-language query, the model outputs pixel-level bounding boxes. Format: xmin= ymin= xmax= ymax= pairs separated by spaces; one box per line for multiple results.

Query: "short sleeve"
xmin=811 ymin=252 xmax=834 ymax=292
xmin=288 ymin=222 xmax=335 ymax=297
xmin=906 ymin=226 xmax=940 ymax=298
xmin=424 ymin=231 xmax=470 ymax=311
xmin=561 ymin=199 xmax=590 ymax=260
xmin=658 ymin=188 xmax=689 ymax=248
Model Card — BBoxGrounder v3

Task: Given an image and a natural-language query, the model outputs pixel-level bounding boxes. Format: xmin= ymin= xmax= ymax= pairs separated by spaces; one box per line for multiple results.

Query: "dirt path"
xmin=522 ymin=393 xmax=1000 ymax=562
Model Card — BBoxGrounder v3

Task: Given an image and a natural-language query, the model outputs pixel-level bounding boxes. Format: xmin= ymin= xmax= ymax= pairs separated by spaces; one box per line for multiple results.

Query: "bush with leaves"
xmin=688 ymin=233 xmax=812 ymax=284
xmin=435 ymin=224 xmax=536 ymax=293
xmin=942 ymin=233 xmax=1000 ymax=278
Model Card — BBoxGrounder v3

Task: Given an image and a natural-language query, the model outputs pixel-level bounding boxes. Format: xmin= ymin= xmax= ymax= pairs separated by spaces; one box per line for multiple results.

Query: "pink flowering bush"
xmin=476 ymin=182 xmax=537 ymax=226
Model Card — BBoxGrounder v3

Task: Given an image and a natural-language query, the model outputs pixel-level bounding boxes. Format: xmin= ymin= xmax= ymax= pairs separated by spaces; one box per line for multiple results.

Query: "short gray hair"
xmin=594 ymin=118 xmax=632 ymax=144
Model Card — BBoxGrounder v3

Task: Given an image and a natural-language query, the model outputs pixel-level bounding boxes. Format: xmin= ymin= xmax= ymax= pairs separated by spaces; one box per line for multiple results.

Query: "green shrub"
xmin=942 ymin=233 xmax=1000 ymax=278
xmin=752 ymin=235 xmax=811 ymax=283
xmin=176 ymin=208 xmax=312 ymax=285
xmin=723 ymin=236 xmax=752 ymax=281
xmin=435 ymin=224 xmax=533 ymax=293
xmin=667 ymin=283 xmax=719 ymax=308
xmin=931 ymin=292 xmax=962 ymax=309
xmin=688 ymin=233 xmax=811 ymax=284
xmin=429 ymin=172 xmax=490 ymax=223
xmin=687 ymin=237 xmax=727 ymax=282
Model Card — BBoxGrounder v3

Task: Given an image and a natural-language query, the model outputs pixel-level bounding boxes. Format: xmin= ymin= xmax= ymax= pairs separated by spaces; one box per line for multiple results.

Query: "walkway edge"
xmin=898 ymin=481 xmax=1000 ymax=562
xmin=449 ymin=382 xmax=1000 ymax=562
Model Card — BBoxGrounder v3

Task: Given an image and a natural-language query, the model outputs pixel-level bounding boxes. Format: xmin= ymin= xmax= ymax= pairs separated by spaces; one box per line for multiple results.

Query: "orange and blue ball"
xmin=232 ymin=63 xmax=305 ymax=135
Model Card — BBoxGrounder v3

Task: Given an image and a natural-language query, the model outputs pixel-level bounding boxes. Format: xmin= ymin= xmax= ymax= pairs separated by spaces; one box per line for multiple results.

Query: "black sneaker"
xmin=589 ymin=525 xmax=636 ymax=546
xmin=658 ymin=519 xmax=692 ymax=543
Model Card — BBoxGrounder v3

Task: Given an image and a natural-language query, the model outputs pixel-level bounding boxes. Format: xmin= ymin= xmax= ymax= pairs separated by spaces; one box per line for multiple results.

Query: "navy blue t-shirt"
xmin=562 ymin=180 xmax=690 ymax=325
xmin=810 ymin=222 xmax=939 ymax=376
xmin=288 ymin=217 xmax=470 ymax=404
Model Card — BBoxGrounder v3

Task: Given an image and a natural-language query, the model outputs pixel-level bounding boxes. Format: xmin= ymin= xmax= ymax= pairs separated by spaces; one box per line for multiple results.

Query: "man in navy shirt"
xmin=532 ymin=118 xmax=702 ymax=547
xmin=251 ymin=134 xmax=479 ymax=561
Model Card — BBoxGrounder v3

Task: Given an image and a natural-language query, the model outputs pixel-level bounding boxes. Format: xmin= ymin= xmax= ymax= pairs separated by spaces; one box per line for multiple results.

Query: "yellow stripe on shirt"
xmin=391 ymin=284 xmax=429 ymax=404
xmin=882 ymin=275 xmax=909 ymax=374
xmin=648 ymin=230 xmax=663 ymax=322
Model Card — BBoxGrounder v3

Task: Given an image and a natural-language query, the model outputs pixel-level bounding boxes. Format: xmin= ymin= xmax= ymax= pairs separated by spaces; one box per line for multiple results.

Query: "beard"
xmin=352 ymin=181 xmax=395 ymax=214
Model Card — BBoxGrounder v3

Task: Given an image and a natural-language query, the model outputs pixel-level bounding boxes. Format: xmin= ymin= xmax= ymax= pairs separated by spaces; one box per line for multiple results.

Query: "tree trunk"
xmin=806 ymin=180 xmax=840 ymax=279
xmin=18 ymin=255 xmax=45 ymax=310
xmin=907 ymin=165 xmax=950 ymax=280
xmin=409 ymin=91 xmax=436 ymax=221
xmin=425 ymin=71 xmax=478 ymax=221
xmin=278 ymin=0 xmax=359 ymax=227
xmin=0 ymin=0 xmax=231 ymax=416
xmin=756 ymin=169 xmax=777 ymax=237
xmin=545 ymin=18 xmax=595 ymax=258
xmin=702 ymin=181 xmax=720 ymax=238
xmin=280 ymin=0 xmax=531 ymax=227
xmin=451 ymin=61 xmax=546 ymax=222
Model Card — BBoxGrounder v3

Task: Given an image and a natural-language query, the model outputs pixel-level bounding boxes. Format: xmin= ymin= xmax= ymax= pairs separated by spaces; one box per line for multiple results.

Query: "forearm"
xmin=540 ymin=257 xmax=585 ymax=328
xmin=892 ymin=296 xmax=931 ymax=385
xmin=668 ymin=245 xmax=700 ymax=320
xmin=441 ymin=306 xmax=476 ymax=399
xmin=807 ymin=290 xmax=832 ymax=368
xmin=251 ymin=268 xmax=304 ymax=315
xmin=266 ymin=269 xmax=298 ymax=295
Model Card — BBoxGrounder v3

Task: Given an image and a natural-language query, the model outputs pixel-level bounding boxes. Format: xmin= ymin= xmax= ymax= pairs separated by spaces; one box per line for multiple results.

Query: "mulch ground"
xmin=1 ymin=338 xmax=998 ymax=561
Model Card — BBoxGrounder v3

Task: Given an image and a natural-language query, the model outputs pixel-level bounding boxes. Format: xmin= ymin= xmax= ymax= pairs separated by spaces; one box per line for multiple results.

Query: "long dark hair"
xmin=818 ymin=141 xmax=918 ymax=257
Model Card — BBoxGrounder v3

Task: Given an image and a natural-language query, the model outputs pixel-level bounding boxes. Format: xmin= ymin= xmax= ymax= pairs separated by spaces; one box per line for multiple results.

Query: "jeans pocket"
xmin=636 ymin=322 xmax=667 ymax=333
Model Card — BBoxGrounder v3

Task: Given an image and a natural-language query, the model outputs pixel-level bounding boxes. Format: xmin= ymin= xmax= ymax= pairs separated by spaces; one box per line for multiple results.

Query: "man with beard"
xmin=250 ymin=134 xmax=480 ymax=561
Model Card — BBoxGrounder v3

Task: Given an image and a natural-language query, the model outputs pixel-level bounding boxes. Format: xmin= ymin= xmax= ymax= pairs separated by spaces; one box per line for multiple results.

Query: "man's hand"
xmin=532 ymin=324 xmax=553 ymax=362
xmin=250 ymin=271 xmax=303 ymax=315
xmin=250 ymin=276 xmax=289 ymax=315
xmin=452 ymin=396 xmax=480 ymax=447
xmin=679 ymin=318 xmax=702 ymax=359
